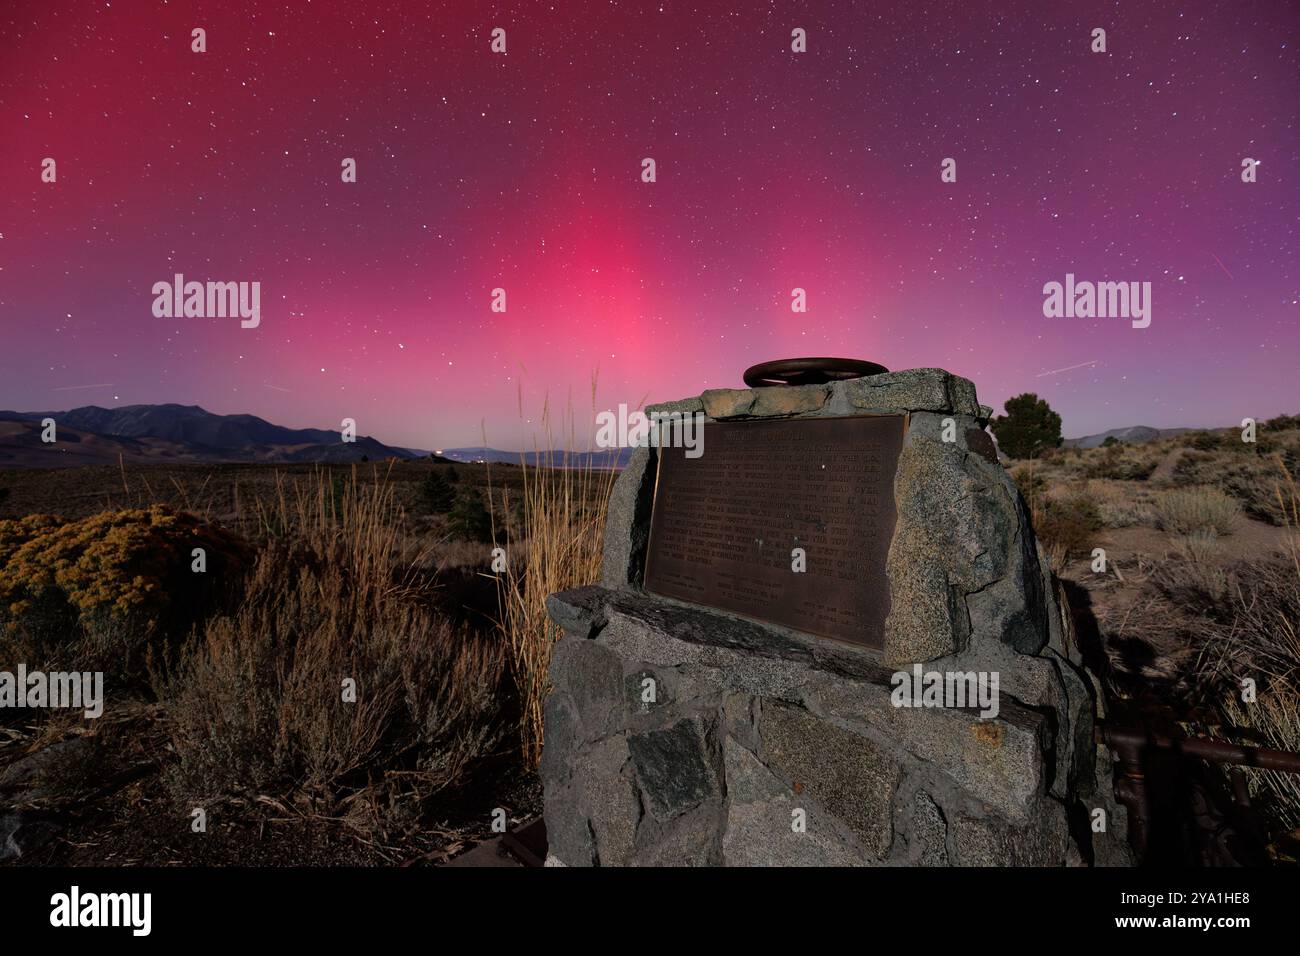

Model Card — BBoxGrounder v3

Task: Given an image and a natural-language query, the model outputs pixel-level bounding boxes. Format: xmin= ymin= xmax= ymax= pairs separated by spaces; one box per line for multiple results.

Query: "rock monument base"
xmin=541 ymin=368 xmax=1132 ymax=866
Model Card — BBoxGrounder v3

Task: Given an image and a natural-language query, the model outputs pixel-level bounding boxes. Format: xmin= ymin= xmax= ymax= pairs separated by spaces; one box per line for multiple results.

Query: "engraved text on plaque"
xmin=643 ymin=414 xmax=906 ymax=649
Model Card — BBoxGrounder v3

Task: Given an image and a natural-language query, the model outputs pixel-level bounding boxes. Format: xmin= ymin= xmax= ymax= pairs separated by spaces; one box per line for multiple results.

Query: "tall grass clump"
xmin=1194 ymin=457 xmax=1300 ymax=839
xmin=488 ymin=376 xmax=621 ymax=767
xmin=153 ymin=467 xmax=506 ymax=822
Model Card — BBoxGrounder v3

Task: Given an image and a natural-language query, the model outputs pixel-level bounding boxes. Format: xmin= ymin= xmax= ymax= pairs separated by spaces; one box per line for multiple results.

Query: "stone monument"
xmin=541 ymin=362 xmax=1131 ymax=866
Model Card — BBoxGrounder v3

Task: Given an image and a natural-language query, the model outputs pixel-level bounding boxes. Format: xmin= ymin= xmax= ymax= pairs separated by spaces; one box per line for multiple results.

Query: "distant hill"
xmin=1062 ymin=425 xmax=1199 ymax=449
xmin=436 ymin=446 xmax=634 ymax=468
xmin=0 ymin=404 xmax=417 ymax=468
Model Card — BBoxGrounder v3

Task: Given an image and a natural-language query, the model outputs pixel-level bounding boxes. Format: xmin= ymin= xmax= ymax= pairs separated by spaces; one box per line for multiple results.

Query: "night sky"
xmin=1 ymin=1 xmax=1296 ymax=450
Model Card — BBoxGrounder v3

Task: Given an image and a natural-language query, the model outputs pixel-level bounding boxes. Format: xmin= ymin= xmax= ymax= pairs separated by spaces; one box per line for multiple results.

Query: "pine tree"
xmin=447 ymin=488 xmax=494 ymax=542
xmin=419 ymin=470 xmax=456 ymax=514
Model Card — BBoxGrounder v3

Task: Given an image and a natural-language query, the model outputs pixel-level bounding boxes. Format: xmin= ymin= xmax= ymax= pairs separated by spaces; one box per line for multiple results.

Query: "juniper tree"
xmin=990 ymin=393 xmax=1063 ymax=459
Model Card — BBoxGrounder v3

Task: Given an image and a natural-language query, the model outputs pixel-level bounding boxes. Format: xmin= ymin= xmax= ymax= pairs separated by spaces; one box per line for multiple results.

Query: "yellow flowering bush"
xmin=0 ymin=506 xmax=250 ymax=637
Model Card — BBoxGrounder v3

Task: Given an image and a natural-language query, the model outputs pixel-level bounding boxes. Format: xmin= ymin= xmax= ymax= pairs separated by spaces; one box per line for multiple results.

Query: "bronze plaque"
xmin=643 ymin=414 xmax=906 ymax=649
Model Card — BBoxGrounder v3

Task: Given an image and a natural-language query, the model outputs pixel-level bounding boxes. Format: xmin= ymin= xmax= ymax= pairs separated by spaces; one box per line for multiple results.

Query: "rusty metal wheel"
xmin=742 ymin=357 xmax=889 ymax=388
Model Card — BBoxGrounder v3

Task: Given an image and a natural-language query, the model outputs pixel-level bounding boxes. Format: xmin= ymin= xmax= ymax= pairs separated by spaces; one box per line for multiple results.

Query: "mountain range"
xmin=1061 ymin=425 xmax=1198 ymax=449
xmin=0 ymin=404 xmax=417 ymax=468
xmin=0 ymin=402 xmax=1207 ymax=470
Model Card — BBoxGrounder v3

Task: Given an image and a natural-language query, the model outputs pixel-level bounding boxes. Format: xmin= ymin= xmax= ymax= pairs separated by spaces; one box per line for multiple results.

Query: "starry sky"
xmin=1 ymin=1 xmax=1296 ymax=450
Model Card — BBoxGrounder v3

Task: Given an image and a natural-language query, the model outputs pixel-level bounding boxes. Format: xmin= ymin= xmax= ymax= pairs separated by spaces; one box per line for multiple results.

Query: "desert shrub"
xmin=1239 ymin=452 xmax=1298 ymax=525
xmin=1186 ymin=431 xmax=1229 ymax=452
xmin=1253 ymin=434 xmax=1285 ymax=455
xmin=1173 ymin=436 xmax=1300 ymax=523
xmin=1172 ymin=449 xmax=1216 ymax=475
xmin=1039 ymin=446 xmax=1084 ymax=470
xmin=1153 ymin=486 xmax=1241 ymax=536
xmin=1264 ymin=414 xmax=1300 ymax=432
xmin=1087 ymin=480 xmax=1157 ymax=528
xmin=418 ymin=470 xmax=455 ymax=514
xmin=153 ymin=475 xmax=506 ymax=812
xmin=1029 ymin=494 xmax=1104 ymax=559
xmin=1083 ymin=444 xmax=1158 ymax=481
xmin=1187 ymin=425 xmax=1287 ymax=454
xmin=1052 ymin=454 xmax=1095 ymax=482
xmin=0 ymin=507 xmax=250 ymax=681
xmin=1240 ymin=457 xmax=1298 ymax=525
xmin=1173 ymin=528 xmax=1226 ymax=563
xmin=1011 ymin=464 xmax=1047 ymax=505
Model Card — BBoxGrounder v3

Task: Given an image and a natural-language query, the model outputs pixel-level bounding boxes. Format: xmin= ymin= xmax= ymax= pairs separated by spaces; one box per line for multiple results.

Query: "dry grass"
xmin=1 ymin=463 xmax=526 ymax=861
xmin=1163 ymin=532 xmax=1232 ymax=603
xmin=0 ymin=457 xmax=523 ymax=529
xmin=1222 ymin=689 xmax=1300 ymax=834
xmin=487 ymin=378 xmax=620 ymax=768
xmin=1082 ymin=444 xmax=1160 ymax=481
xmin=150 ymin=468 xmax=507 ymax=825
xmin=1054 ymin=451 xmax=1300 ymax=844
xmin=2 ymin=430 xmax=619 ymax=860
xmin=1190 ymin=457 xmax=1300 ymax=837
xmin=1086 ymin=479 xmax=1158 ymax=528
xmin=1171 ymin=431 xmax=1300 ymax=525
xmin=428 ymin=537 xmax=494 ymax=572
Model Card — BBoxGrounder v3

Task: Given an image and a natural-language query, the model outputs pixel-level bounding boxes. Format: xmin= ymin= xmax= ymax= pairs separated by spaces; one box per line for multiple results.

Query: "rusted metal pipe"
xmin=1097 ymin=723 xmax=1300 ymax=774
xmin=1095 ymin=721 xmax=1300 ymax=862
xmin=1099 ymin=723 xmax=1152 ymax=858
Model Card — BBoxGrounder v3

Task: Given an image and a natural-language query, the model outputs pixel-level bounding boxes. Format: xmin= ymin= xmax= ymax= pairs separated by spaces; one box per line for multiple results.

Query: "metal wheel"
xmin=742 ymin=357 xmax=889 ymax=388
